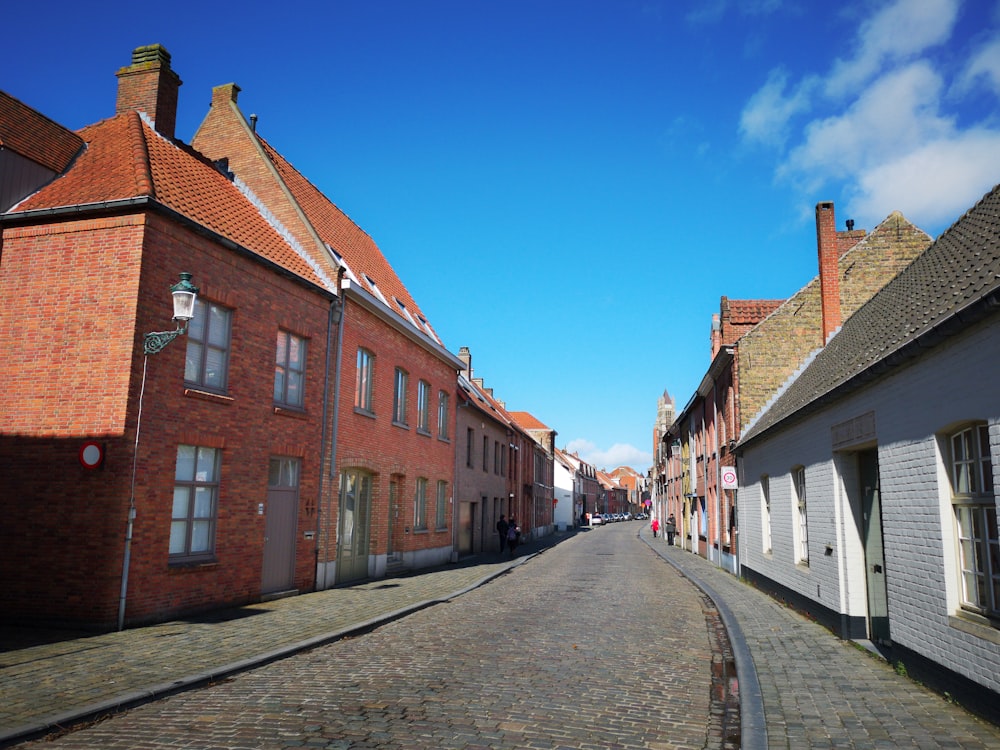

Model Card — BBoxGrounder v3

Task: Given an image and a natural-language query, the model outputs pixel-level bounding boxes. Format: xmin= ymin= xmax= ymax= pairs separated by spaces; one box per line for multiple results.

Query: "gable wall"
xmin=738 ymin=218 xmax=930 ymax=432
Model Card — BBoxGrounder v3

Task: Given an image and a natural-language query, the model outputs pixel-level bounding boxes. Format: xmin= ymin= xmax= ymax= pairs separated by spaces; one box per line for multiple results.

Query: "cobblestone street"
xmin=17 ymin=525 xmax=721 ymax=749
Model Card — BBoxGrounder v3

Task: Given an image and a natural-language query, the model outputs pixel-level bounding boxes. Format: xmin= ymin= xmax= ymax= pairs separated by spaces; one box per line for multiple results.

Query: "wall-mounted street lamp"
xmin=120 ymin=271 xmax=199 ymax=631
xmin=143 ymin=272 xmax=199 ymax=354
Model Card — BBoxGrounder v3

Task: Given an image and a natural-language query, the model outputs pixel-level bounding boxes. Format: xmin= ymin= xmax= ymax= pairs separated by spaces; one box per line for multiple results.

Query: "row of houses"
xmin=651 ymin=187 xmax=1000 ymax=720
xmin=0 ymin=45 xmax=631 ymax=631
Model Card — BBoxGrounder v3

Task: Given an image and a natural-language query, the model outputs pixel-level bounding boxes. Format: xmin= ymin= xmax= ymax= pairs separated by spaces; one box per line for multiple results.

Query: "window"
xmin=274 ymin=330 xmax=306 ymax=408
xmin=414 ymin=477 xmax=428 ymax=531
xmin=466 ymin=428 xmax=475 ymax=468
xmin=417 ymin=380 xmax=430 ymax=433
xmin=170 ymin=445 xmax=220 ymax=561
xmin=185 ymin=299 xmax=232 ymax=391
xmin=355 ymin=348 xmax=374 ymax=413
xmin=494 ymin=440 xmax=500 ymax=475
xmin=437 ymin=391 xmax=450 ymax=439
xmin=761 ymin=475 xmax=772 ymax=555
xmin=436 ymin=480 xmax=447 ymax=529
xmin=483 ymin=435 xmax=489 ymax=472
xmin=949 ymin=424 xmax=999 ymax=617
xmin=393 ymin=368 xmax=409 ymax=425
xmin=793 ymin=466 xmax=809 ymax=564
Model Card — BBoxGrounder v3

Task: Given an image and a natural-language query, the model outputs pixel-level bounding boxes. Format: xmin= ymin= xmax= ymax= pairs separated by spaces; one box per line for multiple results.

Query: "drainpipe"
xmin=119 ymin=355 xmax=150 ymax=631
xmin=321 ymin=268 xmax=346 ymax=589
xmin=314 ymin=288 xmax=340 ymax=591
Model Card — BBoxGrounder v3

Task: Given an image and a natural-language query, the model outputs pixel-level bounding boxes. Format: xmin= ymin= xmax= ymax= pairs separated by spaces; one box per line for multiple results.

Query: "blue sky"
xmin=4 ymin=0 xmax=1000 ymax=474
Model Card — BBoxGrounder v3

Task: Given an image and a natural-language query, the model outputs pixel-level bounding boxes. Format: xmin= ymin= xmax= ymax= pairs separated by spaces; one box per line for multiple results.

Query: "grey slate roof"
xmin=740 ymin=182 xmax=1000 ymax=446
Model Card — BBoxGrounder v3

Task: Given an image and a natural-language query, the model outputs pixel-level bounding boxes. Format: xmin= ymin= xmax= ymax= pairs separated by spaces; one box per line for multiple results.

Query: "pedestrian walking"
xmin=507 ymin=517 xmax=520 ymax=556
xmin=496 ymin=515 xmax=509 ymax=555
xmin=665 ymin=514 xmax=677 ymax=545
xmin=651 ymin=517 xmax=660 ymax=538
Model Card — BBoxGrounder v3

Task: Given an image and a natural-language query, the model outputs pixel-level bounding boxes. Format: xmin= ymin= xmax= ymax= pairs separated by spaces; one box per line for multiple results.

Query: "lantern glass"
xmin=170 ymin=273 xmax=199 ymax=322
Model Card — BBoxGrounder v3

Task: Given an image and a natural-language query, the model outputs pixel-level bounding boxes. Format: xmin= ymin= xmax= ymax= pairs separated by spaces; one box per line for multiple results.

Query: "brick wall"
xmin=0 ymin=209 xmax=335 ymax=627
xmin=738 ymin=211 xmax=930 ymax=432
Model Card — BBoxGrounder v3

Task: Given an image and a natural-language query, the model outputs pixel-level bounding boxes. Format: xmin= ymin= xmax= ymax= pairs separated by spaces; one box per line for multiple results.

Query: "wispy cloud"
xmin=565 ymin=438 xmax=652 ymax=472
xmin=739 ymin=0 xmax=1000 ymax=231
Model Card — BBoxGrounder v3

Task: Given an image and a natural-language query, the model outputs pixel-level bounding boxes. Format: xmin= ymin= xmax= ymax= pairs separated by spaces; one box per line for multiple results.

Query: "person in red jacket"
xmin=651 ymin=517 xmax=660 ymax=538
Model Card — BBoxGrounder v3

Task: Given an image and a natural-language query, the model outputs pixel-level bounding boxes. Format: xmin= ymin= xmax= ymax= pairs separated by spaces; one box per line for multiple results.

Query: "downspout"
xmin=119 ymin=355 xmax=150 ymax=631
xmin=314 ymin=291 xmax=337 ymax=591
xmin=323 ymin=268 xmax=347 ymax=589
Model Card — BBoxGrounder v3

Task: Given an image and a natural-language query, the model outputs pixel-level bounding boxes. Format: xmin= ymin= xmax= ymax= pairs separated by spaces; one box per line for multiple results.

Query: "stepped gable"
xmin=256 ymin=137 xmax=431 ymax=327
xmin=742 ymin=183 xmax=1000 ymax=444
xmin=12 ymin=112 xmax=325 ymax=289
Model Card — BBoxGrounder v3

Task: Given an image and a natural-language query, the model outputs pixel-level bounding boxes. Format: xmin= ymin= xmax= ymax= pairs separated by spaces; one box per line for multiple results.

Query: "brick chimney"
xmin=711 ymin=313 xmax=721 ymax=358
xmin=816 ymin=201 xmax=841 ymax=343
xmin=115 ymin=44 xmax=182 ymax=139
xmin=458 ymin=346 xmax=472 ymax=379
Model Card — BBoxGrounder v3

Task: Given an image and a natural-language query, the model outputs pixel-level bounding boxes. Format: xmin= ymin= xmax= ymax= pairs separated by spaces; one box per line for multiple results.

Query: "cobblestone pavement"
xmin=639 ymin=529 xmax=1000 ymax=750
xmin=4 ymin=525 xmax=725 ymax=749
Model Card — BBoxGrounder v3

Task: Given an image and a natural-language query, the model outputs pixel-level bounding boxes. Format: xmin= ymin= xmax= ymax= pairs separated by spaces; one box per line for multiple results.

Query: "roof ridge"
xmin=131 ymin=112 xmax=155 ymax=198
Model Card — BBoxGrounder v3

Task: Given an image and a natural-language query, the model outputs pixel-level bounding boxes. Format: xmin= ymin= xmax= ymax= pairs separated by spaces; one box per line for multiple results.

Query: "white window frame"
xmin=761 ymin=475 xmax=772 ymax=555
xmin=949 ymin=423 xmax=999 ymax=618
xmin=793 ymin=466 xmax=809 ymax=565
xmin=437 ymin=391 xmax=450 ymax=440
xmin=436 ymin=480 xmax=447 ymax=530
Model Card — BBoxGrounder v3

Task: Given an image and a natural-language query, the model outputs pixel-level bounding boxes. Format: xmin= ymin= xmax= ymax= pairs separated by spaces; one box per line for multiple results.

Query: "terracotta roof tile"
xmin=508 ymin=411 xmax=551 ymax=431
xmin=13 ymin=113 xmax=327 ymax=290
xmin=257 ymin=138 xmax=427 ymax=320
xmin=0 ymin=89 xmax=83 ymax=173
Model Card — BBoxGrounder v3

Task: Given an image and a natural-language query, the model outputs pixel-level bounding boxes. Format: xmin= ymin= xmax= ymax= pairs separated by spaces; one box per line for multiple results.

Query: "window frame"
xmin=355 ymin=348 xmax=374 ymax=414
xmin=436 ymin=480 xmax=447 ymax=530
xmin=184 ymin=299 xmax=233 ymax=393
xmin=437 ymin=391 xmax=450 ymax=440
xmin=793 ymin=465 xmax=809 ymax=565
xmin=948 ymin=423 xmax=998 ymax=618
xmin=393 ymin=367 xmax=409 ymax=426
xmin=761 ymin=474 xmax=772 ymax=555
xmin=414 ymin=477 xmax=428 ymax=531
xmin=274 ymin=329 xmax=307 ymax=409
xmin=170 ymin=445 xmax=221 ymax=563
xmin=416 ymin=379 xmax=431 ymax=434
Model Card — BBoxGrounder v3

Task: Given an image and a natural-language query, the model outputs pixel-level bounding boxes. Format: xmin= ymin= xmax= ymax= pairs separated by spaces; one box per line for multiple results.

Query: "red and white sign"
xmin=79 ymin=441 xmax=104 ymax=470
xmin=721 ymin=467 xmax=738 ymax=490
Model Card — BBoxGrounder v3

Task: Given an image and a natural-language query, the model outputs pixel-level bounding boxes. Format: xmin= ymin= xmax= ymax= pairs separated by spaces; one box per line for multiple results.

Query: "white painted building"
xmin=736 ymin=183 xmax=1000 ymax=722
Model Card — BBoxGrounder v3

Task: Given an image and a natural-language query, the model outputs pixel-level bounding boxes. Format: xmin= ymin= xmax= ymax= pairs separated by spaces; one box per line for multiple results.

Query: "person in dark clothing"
xmin=496 ymin=515 xmax=509 ymax=554
xmin=665 ymin=514 xmax=677 ymax=545
xmin=507 ymin=517 xmax=520 ymax=556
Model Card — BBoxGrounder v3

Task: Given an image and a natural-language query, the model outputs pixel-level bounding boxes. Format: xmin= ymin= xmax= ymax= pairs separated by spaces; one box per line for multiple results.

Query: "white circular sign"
xmin=721 ymin=468 xmax=738 ymax=488
xmin=79 ymin=441 xmax=104 ymax=469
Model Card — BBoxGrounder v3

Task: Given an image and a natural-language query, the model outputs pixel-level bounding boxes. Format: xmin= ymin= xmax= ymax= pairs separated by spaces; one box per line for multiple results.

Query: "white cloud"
xmin=825 ymin=0 xmax=959 ymax=98
xmin=778 ymin=62 xmax=953 ymax=188
xmin=739 ymin=69 xmax=817 ymax=147
xmin=739 ymin=0 xmax=1000 ymax=233
xmin=564 ymin=438 xmax=651 ymax=472
xmin=846 ymin=129 xmax=1000 ymax=228
xmin=958 ymin=34 xmax=1000 ymax=96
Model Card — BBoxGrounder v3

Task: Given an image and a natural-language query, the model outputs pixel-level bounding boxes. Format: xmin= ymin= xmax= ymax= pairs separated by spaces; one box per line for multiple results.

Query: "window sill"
xmin=438 ymin=436 xmax=451 ymax=444
xmin=392 ymin=420 xmax=410 ymax=430
xmin=949 ymin=612 xmax=1000 ymax=645
xmin=184 ymin=389 xmax=233 ymax=405
xmin=274 ymin=405 xmax=308 ymax=419
xmin=416 ymin=428 xmax=432 ymax=437
xmin=168 ymin=559 xmax=219 ymax=571
xmin=354 ymin=407 xmax=375 ymax=419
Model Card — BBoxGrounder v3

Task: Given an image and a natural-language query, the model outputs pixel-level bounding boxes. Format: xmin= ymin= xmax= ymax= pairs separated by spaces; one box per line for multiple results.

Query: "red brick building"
xmin=0 ymin=46 xmax=341 ymax=628
xmin=192 ymin=77 xmax=463 ymax=583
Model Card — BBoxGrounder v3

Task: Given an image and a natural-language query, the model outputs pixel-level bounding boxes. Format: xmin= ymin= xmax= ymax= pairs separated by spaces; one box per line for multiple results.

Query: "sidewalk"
xmin=637 ymin=527 xmax=1000 ymax=750
xmin=0 ymin=533 xmax=560 ymax=747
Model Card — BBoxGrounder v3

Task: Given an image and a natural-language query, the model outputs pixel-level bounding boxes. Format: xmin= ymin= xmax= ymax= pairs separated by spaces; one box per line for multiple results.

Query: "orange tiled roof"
xmin=0 ymin=89 xmax=83 ymax=174
xmin=13 ymin=113 xmax=327 ymax=290
xmin=257 ymin=138 xmax=427 ymax=322
xmin=508 ymin=411 xmax=551 ymax=431
xmin=727 ymin=299 xmax=784 ymax=324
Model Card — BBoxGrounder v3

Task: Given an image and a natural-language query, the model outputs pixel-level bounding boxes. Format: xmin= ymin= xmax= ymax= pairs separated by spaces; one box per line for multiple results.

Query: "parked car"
xmin=589 ymin=514 xmax=603 ymax=526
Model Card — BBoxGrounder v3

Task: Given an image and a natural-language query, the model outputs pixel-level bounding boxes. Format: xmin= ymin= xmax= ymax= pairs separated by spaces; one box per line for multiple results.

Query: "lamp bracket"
xmin=144 ymin=322 xmax=188 ymax=355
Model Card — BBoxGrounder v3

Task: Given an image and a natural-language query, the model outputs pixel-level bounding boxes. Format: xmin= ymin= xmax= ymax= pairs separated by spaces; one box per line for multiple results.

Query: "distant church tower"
xmin=656 ymin=390 xmax=675 ymax=433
